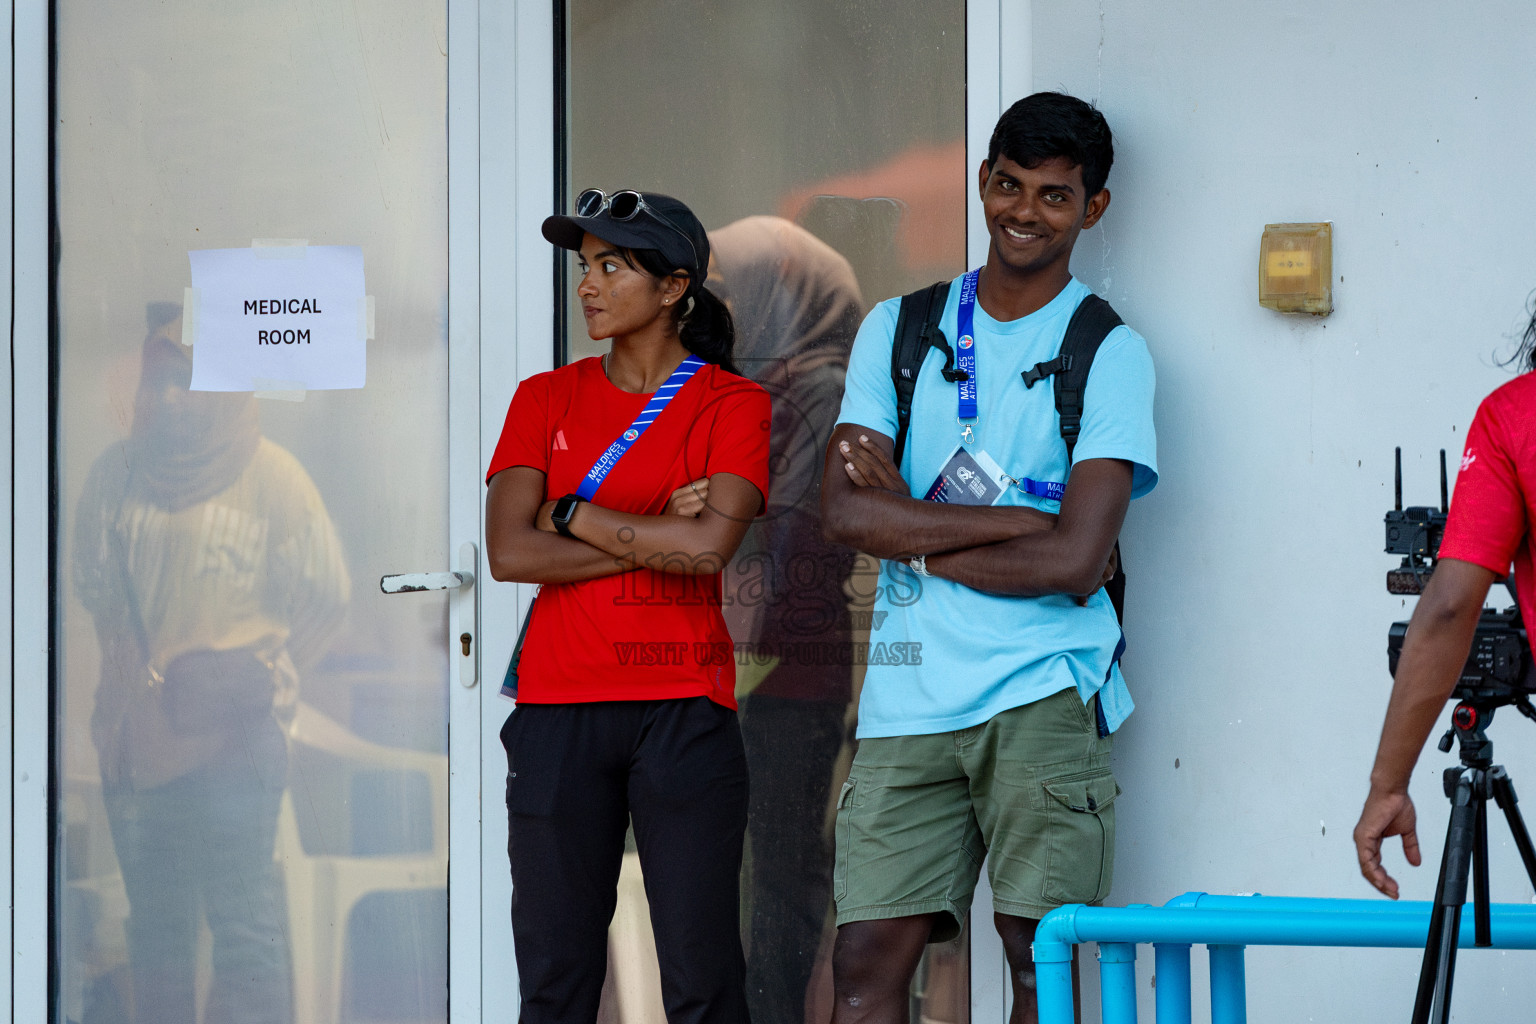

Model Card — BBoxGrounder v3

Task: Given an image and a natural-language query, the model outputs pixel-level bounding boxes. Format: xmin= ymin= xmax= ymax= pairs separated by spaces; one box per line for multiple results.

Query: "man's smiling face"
xmin=978 ymin=153 xmax=1108 ymax=280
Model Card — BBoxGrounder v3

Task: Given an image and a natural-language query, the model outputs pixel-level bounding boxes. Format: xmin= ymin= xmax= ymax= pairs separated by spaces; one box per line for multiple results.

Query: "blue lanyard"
xmin=955 ymin=268 xmax=980 ymax=442
xmin=955 ymin=269 xmax=1066 ymax=502
xmin=1013 ymin=476 xmax=1065 ymax=502
xmin=576 ymin=353 xmax=705 ymax=500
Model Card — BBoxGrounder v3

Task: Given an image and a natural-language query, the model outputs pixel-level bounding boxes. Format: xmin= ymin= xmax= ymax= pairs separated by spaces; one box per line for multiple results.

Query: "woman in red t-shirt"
xmin=1356 ymin=307 xmax=1536 ymax=900
xmin=486 ymin=191 xmax=769 ymax=1024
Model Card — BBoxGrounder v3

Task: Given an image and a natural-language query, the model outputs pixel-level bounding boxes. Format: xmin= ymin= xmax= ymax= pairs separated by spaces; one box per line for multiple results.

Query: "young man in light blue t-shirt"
xmin=821 ymin=92 xmax=1157 ymax=1023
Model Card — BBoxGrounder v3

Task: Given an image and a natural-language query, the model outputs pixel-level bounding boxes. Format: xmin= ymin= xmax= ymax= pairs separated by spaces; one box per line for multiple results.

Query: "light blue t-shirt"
xmin=836 ymin=275 xmax=1157 ymax=739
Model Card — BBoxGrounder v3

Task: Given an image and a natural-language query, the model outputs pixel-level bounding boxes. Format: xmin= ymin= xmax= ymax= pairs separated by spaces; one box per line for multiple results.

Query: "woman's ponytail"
xmin=679 ymin=283 xmax=739 ymax=376
xmin=630 ymin=246 xmax=740 ymax=376
xmin=1519 ymin=296 xmax=1536 ymax=374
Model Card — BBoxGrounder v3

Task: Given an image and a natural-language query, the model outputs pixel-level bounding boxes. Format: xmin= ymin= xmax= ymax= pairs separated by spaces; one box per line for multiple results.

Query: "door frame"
xmin=14 ymin=0 xmax=50 ymax=1018
xmin=473 ymin=0 xmax=559 ymax=1019
xmin=9 ymin=1 xmax=1028 ymax=1020
xmin=453 ymin=0 xmax=495 ymax=1020
xmin=7 ymin=1 xmax=498 ymax=1020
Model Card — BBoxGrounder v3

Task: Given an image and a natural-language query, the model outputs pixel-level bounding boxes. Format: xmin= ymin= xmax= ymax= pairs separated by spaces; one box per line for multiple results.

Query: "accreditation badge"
xmin=922 ymin=445 xmax=1010 ymax=506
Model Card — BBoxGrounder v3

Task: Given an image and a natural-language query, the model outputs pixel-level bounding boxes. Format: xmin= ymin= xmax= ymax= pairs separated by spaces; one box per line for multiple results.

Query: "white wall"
xmin=1032 ymin=1 xmax=1536 ymax=1019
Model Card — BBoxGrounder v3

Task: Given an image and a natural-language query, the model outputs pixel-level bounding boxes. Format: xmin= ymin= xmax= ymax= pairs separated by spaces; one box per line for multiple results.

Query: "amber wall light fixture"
xmin=1259 ymin=222 xmax=1333 ymax=315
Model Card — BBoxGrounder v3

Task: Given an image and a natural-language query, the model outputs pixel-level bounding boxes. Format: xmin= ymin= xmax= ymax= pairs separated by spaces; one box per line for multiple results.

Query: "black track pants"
xmin=501 ymin=696 xmax=751 ymax=1024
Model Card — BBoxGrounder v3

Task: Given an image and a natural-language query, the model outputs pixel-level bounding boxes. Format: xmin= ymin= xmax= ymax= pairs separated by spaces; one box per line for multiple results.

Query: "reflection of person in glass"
xmin=485 ymin=192 xmax=770 ymax=1024
xmin=72 ymin=304 xmax=349 ymax=1024
xmin=707 ymin=215 xmax=863 ymax=1024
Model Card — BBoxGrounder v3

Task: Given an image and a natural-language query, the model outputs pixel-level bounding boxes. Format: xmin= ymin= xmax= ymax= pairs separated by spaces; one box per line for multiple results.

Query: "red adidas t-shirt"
xmin=486 ymin=356 xmax=771 ymax=708
xmin=1439 ymin=373 xmax=1536 ymax=628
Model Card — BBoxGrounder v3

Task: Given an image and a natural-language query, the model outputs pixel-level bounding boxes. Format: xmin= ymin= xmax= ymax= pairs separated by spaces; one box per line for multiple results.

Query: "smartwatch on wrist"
xmin=551 ymin=493 xmax=586 ymax=537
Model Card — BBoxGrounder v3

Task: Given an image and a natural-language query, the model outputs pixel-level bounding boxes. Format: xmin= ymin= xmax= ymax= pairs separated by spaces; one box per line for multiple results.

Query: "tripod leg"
xmin=1419 ymin=905 xmax=1462 ymax=1024
xmin=1411 ymin=809 xmax=1454 ymax=1022
xmin=1412 ymin=769 xmax=1478 ymax=1024
xmin=1473 ymin=796 xmax=1491 ymax=947
xmin=1489 ymin=767 xmax=1536 ymax=889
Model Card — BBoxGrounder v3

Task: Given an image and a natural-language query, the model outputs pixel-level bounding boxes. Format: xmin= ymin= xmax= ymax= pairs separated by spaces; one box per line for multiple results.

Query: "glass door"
xmin=51 ymin=5 xmax=456 ymax=1023
xmin=560 ymin=4 xmax=971 ymax=1023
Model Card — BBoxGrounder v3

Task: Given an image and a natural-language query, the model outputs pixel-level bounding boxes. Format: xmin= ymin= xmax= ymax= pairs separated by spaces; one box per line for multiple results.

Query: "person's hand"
xmin=840 ymin=435 xmax=907 ymax=493
xmin=1353 ymin=788 xmax=1421 ymax=899
xmin=1074 ymin=545 xmax=1120 ymax=607
xmin=534 ymin=499 xmax=558 ymax=533
xmin=666 ymin=478 xmax=709 ymax=517
xmin=1083 ymin=545 xmax=1119 ymax=600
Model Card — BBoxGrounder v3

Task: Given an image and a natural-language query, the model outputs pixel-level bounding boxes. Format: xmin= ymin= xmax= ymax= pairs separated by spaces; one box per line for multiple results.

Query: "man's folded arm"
xmin=924 ymin=457 xmax=1132 ymax=596
xmin=819 ymin=422 xmax=1056 ymax=560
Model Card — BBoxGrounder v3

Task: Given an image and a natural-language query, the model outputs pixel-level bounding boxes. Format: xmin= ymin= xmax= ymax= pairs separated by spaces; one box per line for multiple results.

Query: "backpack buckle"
xmin=1022 ymin=354 xmax=1072 ymax=390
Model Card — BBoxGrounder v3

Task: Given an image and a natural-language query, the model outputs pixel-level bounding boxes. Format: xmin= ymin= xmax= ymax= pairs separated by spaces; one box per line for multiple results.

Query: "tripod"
xmin=1411 ymin=695 xmax=1536 ymax=1024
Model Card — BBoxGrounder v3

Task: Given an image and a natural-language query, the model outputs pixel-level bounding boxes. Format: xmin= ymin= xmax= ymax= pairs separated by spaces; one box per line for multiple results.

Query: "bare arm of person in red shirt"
xmin=486 ymin=466 xmax=625 ymax=584
xmin=1353 ymin=557 xmax=1498 ymax=898
xmin=821 ymin=423 xmax=1123 ymax=597
xmin=486 ymin=464 xmax=762 ymax=584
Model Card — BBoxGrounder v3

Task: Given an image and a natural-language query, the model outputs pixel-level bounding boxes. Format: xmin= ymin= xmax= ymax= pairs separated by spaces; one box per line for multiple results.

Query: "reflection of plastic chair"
xmin=61 ymin=772 xmax=133 ymax=1024
xmin=279 ymin=701 xmax=448 ymax=1024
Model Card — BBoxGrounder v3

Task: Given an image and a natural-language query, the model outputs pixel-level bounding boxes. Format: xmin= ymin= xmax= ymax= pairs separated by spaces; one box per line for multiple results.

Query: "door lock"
xmin=380 ymin=541 xmax=480 ymax=688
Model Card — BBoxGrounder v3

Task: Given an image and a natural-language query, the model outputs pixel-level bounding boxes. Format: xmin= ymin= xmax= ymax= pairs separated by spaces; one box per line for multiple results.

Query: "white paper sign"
xmin=188 ymin=245 xmax=366 ymax=391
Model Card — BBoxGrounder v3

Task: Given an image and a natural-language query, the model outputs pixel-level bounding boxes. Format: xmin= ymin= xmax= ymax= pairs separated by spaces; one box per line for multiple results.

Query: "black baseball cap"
xmin=542 ymin=190 xmax=710 ymax=283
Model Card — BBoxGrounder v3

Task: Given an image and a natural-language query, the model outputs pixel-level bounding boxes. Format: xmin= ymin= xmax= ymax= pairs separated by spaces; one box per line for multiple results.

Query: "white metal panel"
xmin=998 ymin=1 xmax=1033 ymax=124
xmin=1 ymin=1 xmax=15 ymax=1016
xmin=966 ymin=0 xmax=1003 ymax=272
xmin=448 ymin=1 xmax=486 ymax=1021
xmin=478 ymin=0 xmax=557 ymax=1018
xmin=13 ymin=1 xmax=50 ymax=1020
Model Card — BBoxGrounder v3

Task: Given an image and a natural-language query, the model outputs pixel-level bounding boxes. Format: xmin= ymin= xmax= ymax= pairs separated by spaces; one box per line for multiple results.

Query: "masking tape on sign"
xmin=181 ymin=287 xmax=200 ymax=346
xmin=252 ymin=238 xmax=308 ymax=259
xmin=252 ymin=378 xmax=307 ymax=402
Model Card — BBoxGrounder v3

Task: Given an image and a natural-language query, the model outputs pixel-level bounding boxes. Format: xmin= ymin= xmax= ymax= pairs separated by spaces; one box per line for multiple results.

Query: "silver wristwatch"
xmin=909 ymin=554 xmax=931 ymax=577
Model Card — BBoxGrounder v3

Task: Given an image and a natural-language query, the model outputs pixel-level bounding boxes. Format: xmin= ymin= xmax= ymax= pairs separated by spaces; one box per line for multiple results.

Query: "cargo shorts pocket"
xmin=1041 ymin=767 xmax=1120 ymax=905
xmin=832 ymin=776 xmax=858 ymax=902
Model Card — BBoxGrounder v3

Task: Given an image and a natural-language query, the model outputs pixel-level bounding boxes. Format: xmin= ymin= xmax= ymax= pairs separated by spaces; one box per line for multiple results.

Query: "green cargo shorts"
xmin=833 ymin=687 xmax=1118 ymax=942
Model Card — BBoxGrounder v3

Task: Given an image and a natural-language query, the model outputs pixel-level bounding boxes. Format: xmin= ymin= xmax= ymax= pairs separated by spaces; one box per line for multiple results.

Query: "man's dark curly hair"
xmin=987 ymin=92 xmax=1114 ymax=197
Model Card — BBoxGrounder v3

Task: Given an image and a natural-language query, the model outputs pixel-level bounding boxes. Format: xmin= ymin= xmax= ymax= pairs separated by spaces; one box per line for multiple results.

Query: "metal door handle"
xmin=378 ymin=542 xmax=480 ymax=688
xmin=379 ymin=570 xmax=475 ymax=594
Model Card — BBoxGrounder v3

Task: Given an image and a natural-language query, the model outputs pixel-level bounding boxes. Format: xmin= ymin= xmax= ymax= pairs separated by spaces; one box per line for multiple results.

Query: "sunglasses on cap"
xmin=574 ymin=188 xmax=700 ymax=272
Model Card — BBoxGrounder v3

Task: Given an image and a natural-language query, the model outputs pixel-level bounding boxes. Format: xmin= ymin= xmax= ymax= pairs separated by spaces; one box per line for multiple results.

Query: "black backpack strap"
xmin=1103 ymin=545 xmax=1127 ymax=627
xmin=1019 ymin=292 xmax=1128 ymax=625
xmin=890 ymin=281 xmax=952 ymax=467
xmin=1052 ymin=293 xmax=1123 ymax=462
xmin=1021 ymin=354 xmax=1070 ymax=390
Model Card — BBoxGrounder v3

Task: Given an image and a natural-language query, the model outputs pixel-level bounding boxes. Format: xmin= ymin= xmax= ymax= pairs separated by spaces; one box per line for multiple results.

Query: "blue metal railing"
xmin=1032 ymin=892 xmax=1536 ymax=1023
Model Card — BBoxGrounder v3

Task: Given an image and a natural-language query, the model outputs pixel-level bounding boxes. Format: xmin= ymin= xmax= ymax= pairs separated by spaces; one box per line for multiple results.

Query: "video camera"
xmin=1385 ymin=447 xmax=1531 ymax=701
